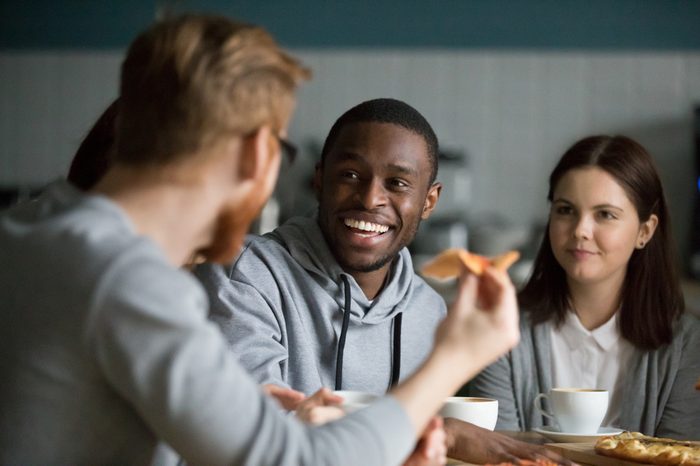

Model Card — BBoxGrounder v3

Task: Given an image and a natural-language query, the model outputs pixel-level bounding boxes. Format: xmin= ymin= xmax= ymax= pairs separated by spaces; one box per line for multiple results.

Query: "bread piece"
xmin=421 ymin=248 xmax=520 ymax=279
xmin=595 ymin=431 xmax=700 ymax=466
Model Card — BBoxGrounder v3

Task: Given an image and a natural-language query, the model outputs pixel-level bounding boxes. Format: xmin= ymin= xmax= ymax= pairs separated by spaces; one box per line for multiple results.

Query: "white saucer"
xmin=533 ymin=426 xmax=623 ymax=443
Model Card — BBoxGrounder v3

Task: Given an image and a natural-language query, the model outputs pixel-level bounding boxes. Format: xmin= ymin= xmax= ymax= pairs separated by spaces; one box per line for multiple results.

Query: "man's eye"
xmin=341 ymin=171 xmax=359 ymax=180
xmin=390 ymin=179 xmax=408 ymax=188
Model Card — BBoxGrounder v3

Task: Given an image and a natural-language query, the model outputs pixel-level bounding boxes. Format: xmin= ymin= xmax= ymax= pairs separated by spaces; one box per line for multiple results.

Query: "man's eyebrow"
xmin=387 ymin=163 xmax=418 ymax=176
xmin=332 ymin=151 xmax=419 ymax=176
xmin=332 ymin=151 xmax=365 ymax=164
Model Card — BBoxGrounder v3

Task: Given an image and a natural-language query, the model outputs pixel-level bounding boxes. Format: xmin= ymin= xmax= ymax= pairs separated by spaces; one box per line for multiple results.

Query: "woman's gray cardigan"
xmin=469 ymin=311 xmax=700 ymax=440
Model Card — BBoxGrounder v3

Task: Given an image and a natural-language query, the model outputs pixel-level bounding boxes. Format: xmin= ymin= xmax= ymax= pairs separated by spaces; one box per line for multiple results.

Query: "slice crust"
xmin=421 ymin=248 xmax=520 ymax=279
xmin=595 ymin=431 xmax=700 ymax=466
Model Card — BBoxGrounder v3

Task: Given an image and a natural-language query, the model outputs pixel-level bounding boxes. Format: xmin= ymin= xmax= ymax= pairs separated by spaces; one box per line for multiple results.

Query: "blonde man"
xmin=0 ymin=15 xmax=519 ymax=465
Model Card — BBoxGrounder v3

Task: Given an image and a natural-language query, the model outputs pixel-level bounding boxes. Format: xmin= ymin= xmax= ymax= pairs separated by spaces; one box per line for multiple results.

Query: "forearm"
xmin=391 ymin=268 xmax=520 ymax=436
xmin=469 ymin=356 xmax=520 ymax=430
xmin=390 ymin=347 xmax=486 ymax=436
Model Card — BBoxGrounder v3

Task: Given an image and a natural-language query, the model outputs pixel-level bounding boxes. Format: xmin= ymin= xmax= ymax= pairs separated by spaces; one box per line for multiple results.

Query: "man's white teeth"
xmin=344 ymin=218 xmax=389 ymax=233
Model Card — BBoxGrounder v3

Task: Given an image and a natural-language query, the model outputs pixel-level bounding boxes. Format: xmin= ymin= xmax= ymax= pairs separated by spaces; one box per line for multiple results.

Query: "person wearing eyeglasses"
xmin=0 ymin=14 xmax=523 ymax=466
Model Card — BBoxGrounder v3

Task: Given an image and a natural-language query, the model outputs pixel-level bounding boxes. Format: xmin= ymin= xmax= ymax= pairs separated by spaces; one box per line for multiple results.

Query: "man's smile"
xmin=343 ymin=217 xmax=391 ymax=236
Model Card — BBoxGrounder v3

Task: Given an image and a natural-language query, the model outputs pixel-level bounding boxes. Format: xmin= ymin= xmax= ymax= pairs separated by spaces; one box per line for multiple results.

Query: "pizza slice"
xmin=420 ymin=248 xmax=520 ymax=279
xmin=595 ymin=431 xmax=700 ymax=466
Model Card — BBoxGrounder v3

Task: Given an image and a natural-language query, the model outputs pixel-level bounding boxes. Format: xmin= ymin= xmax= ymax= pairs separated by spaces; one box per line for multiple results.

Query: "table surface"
xmin=446 ymin=431 xmax=592 ymax=466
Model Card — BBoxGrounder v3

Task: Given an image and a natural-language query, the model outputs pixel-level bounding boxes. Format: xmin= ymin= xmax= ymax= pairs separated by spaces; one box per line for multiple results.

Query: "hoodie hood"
xmin=200 ymin=214 xmax=446 ymax=394
xmin=266 ymin=216 xmax=415 ymax=325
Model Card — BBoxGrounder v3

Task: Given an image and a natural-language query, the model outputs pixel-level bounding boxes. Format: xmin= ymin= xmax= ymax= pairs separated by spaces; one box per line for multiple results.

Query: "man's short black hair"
xmin=320 ymin=98 xmax=439 ymax=184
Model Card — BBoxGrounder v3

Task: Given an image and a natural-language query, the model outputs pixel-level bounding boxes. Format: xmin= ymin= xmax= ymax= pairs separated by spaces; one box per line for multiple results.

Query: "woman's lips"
xmin=569 ymin=248 xmax=596 ymax=260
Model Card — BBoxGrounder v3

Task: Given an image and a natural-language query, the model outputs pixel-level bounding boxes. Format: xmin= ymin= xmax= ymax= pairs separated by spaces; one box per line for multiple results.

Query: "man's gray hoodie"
xmin=195 ymin=216 xmax=446 ymax=395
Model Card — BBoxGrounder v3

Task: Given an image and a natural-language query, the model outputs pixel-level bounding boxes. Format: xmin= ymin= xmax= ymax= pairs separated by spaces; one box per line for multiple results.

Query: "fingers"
xmin=295 ymin=388 xmax=345 ymax=425
xmin=403 ymin=416 xmax=447 ymax=466
xmin=479 ymin=266 xmax=520 ymax=348
xmin=537 ymin=448 xmax=577 ymax=465
xmin=306 ymin=387 xmax=344 ymax=406
xmin=262 ymin=383 xmax=306 ymax=411
xmin=420 ymin=417 xmax=445 ymax=457
xmin=477 ymin=266 xmax=511 ymax=310
xmin=297 ymin=405 xmax=345 ymax=425
xmin=450 ymin=267 xmax=478 ymax=318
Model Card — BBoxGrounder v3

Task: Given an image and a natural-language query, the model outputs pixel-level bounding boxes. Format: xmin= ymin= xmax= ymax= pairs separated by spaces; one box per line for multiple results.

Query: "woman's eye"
xmin=598 ymin=210 xmax=617 ymax=220
xmin=554 ymin=206 xmax=573 ymax=215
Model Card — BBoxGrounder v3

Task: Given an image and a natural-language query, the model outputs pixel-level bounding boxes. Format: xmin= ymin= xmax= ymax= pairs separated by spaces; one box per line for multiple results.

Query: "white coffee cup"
xmin=534 ymin=388 xmax=609 ymax=434
xmin=439 ymin=397 xmax=499 ymax=431
xmin=333 ymin=390 xmax=378 ymax=413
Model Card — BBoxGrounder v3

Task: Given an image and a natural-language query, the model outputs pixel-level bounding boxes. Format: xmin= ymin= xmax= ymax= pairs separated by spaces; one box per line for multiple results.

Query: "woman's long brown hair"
xmin=519 ymin=135 xmax=684 ymax=349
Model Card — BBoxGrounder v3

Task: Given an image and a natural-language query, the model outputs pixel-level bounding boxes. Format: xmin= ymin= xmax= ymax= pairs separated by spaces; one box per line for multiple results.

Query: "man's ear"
xmin=238 ymin=126 xmax=271 ymax=182
xmin=312 ymin=162 xmax=323 ymax=201
xmin=421 ymin=182 xmax=442 ymax=220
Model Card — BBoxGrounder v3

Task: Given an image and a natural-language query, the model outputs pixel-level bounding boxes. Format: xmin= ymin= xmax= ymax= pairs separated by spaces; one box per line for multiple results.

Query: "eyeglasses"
xmin=276 ymin=135 xmax=298 ymax=165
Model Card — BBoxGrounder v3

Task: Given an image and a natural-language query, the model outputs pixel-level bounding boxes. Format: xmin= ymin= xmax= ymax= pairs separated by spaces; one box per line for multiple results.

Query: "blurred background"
xmin=2 ymin=1 xmax=700 ymax=303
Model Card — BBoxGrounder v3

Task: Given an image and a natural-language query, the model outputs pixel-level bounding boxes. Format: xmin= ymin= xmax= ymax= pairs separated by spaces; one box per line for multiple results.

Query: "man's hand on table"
xmin=443 ymin=418 xmax=574 ymax=465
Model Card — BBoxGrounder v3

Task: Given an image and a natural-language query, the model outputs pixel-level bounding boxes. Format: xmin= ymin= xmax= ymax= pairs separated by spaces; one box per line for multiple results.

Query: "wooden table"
xmin=446 ymin=431 xmax=656 ymax=465
xmin=446 ymin=431 xmax=547 ymax=465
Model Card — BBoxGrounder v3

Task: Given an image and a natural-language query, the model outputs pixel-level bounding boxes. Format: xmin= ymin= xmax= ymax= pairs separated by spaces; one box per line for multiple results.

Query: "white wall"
xmin=2 ymin=49 xmax=700 ymax=258
xmin=0 ymin=51 xmax=122 ymax=185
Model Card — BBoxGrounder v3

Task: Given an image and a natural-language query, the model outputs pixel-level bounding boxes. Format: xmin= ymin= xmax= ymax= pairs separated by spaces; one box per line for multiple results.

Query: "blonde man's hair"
xmin=115 ymin=14 xmax=311 ymax=165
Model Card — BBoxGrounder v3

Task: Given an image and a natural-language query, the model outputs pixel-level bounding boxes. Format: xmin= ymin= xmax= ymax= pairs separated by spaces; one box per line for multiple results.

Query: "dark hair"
xmin=320 ymin=98 xmax=439 ymax=184
xmin=519 ymin=135 xmax=684 ymax=350
xmin=67 ymin=99 xmax=119 ymax=190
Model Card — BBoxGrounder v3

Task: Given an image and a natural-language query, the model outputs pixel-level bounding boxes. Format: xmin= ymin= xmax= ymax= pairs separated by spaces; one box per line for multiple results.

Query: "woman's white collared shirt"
xmin=550 ymin=309 xmax=635 ymax=428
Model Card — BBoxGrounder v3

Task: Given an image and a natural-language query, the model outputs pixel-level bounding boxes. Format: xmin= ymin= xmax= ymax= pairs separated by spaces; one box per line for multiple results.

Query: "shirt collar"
xmin=561 ymin=309 xmax=620 ymax=351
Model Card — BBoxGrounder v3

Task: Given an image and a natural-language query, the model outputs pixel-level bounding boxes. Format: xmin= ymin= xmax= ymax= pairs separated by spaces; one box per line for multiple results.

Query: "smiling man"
xmin=197 ymin=98 xmax=445 ymax=396
xmin=195 ymin=98 xmax=568 ymax=464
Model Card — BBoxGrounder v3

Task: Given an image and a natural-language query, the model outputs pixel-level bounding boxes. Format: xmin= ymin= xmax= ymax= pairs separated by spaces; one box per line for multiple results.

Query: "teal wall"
xmin=2 ymin=0 xmax=700 ymax=50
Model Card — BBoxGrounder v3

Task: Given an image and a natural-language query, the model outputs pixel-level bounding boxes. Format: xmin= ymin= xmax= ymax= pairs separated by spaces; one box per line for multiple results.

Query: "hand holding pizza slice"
xmin=420 ymin=248 xmax=520 ymax=279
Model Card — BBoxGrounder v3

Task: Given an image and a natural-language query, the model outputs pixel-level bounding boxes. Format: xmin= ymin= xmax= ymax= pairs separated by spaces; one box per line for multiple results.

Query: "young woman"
xmin=470 ymin=135 xmax=699 ymax=440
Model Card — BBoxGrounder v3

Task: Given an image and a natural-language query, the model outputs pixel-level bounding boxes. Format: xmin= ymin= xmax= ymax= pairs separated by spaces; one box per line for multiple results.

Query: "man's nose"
xmin=357 ymin=179 xmax=388 ymax=209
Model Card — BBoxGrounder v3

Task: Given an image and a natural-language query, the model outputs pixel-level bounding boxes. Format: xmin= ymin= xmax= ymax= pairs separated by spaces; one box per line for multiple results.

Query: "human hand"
xmin=444 ymin=418 xmax=574 ymax=465
xmin=262 ymin=383 xmax=306 ymax=411
xmin=403 ymin=416 xmax=447 ymax=466
xmin=295 ymin=387 xmax=345 ymax=425
xmin=434 ymin=266 xmax=519 ymax=375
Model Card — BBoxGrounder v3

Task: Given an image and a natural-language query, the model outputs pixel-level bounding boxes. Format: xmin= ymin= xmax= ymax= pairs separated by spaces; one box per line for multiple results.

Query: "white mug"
xmin=534 ymin=388 xmax=608 ymax=434
xmin=333 ymin=390 xmax=378 ymax=413
xmin=439 ymin=397 xmax=499 ymax=431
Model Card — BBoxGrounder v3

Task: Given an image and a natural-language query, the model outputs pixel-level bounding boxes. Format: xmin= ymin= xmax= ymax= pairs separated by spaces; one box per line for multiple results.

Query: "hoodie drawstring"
xmin=335 ymin=275 xmax=403 ymax=391
xmin=335 ymin=275 xmax=352 ymax=390
xmin=391 ymin=312 xmax=402 ymax=387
